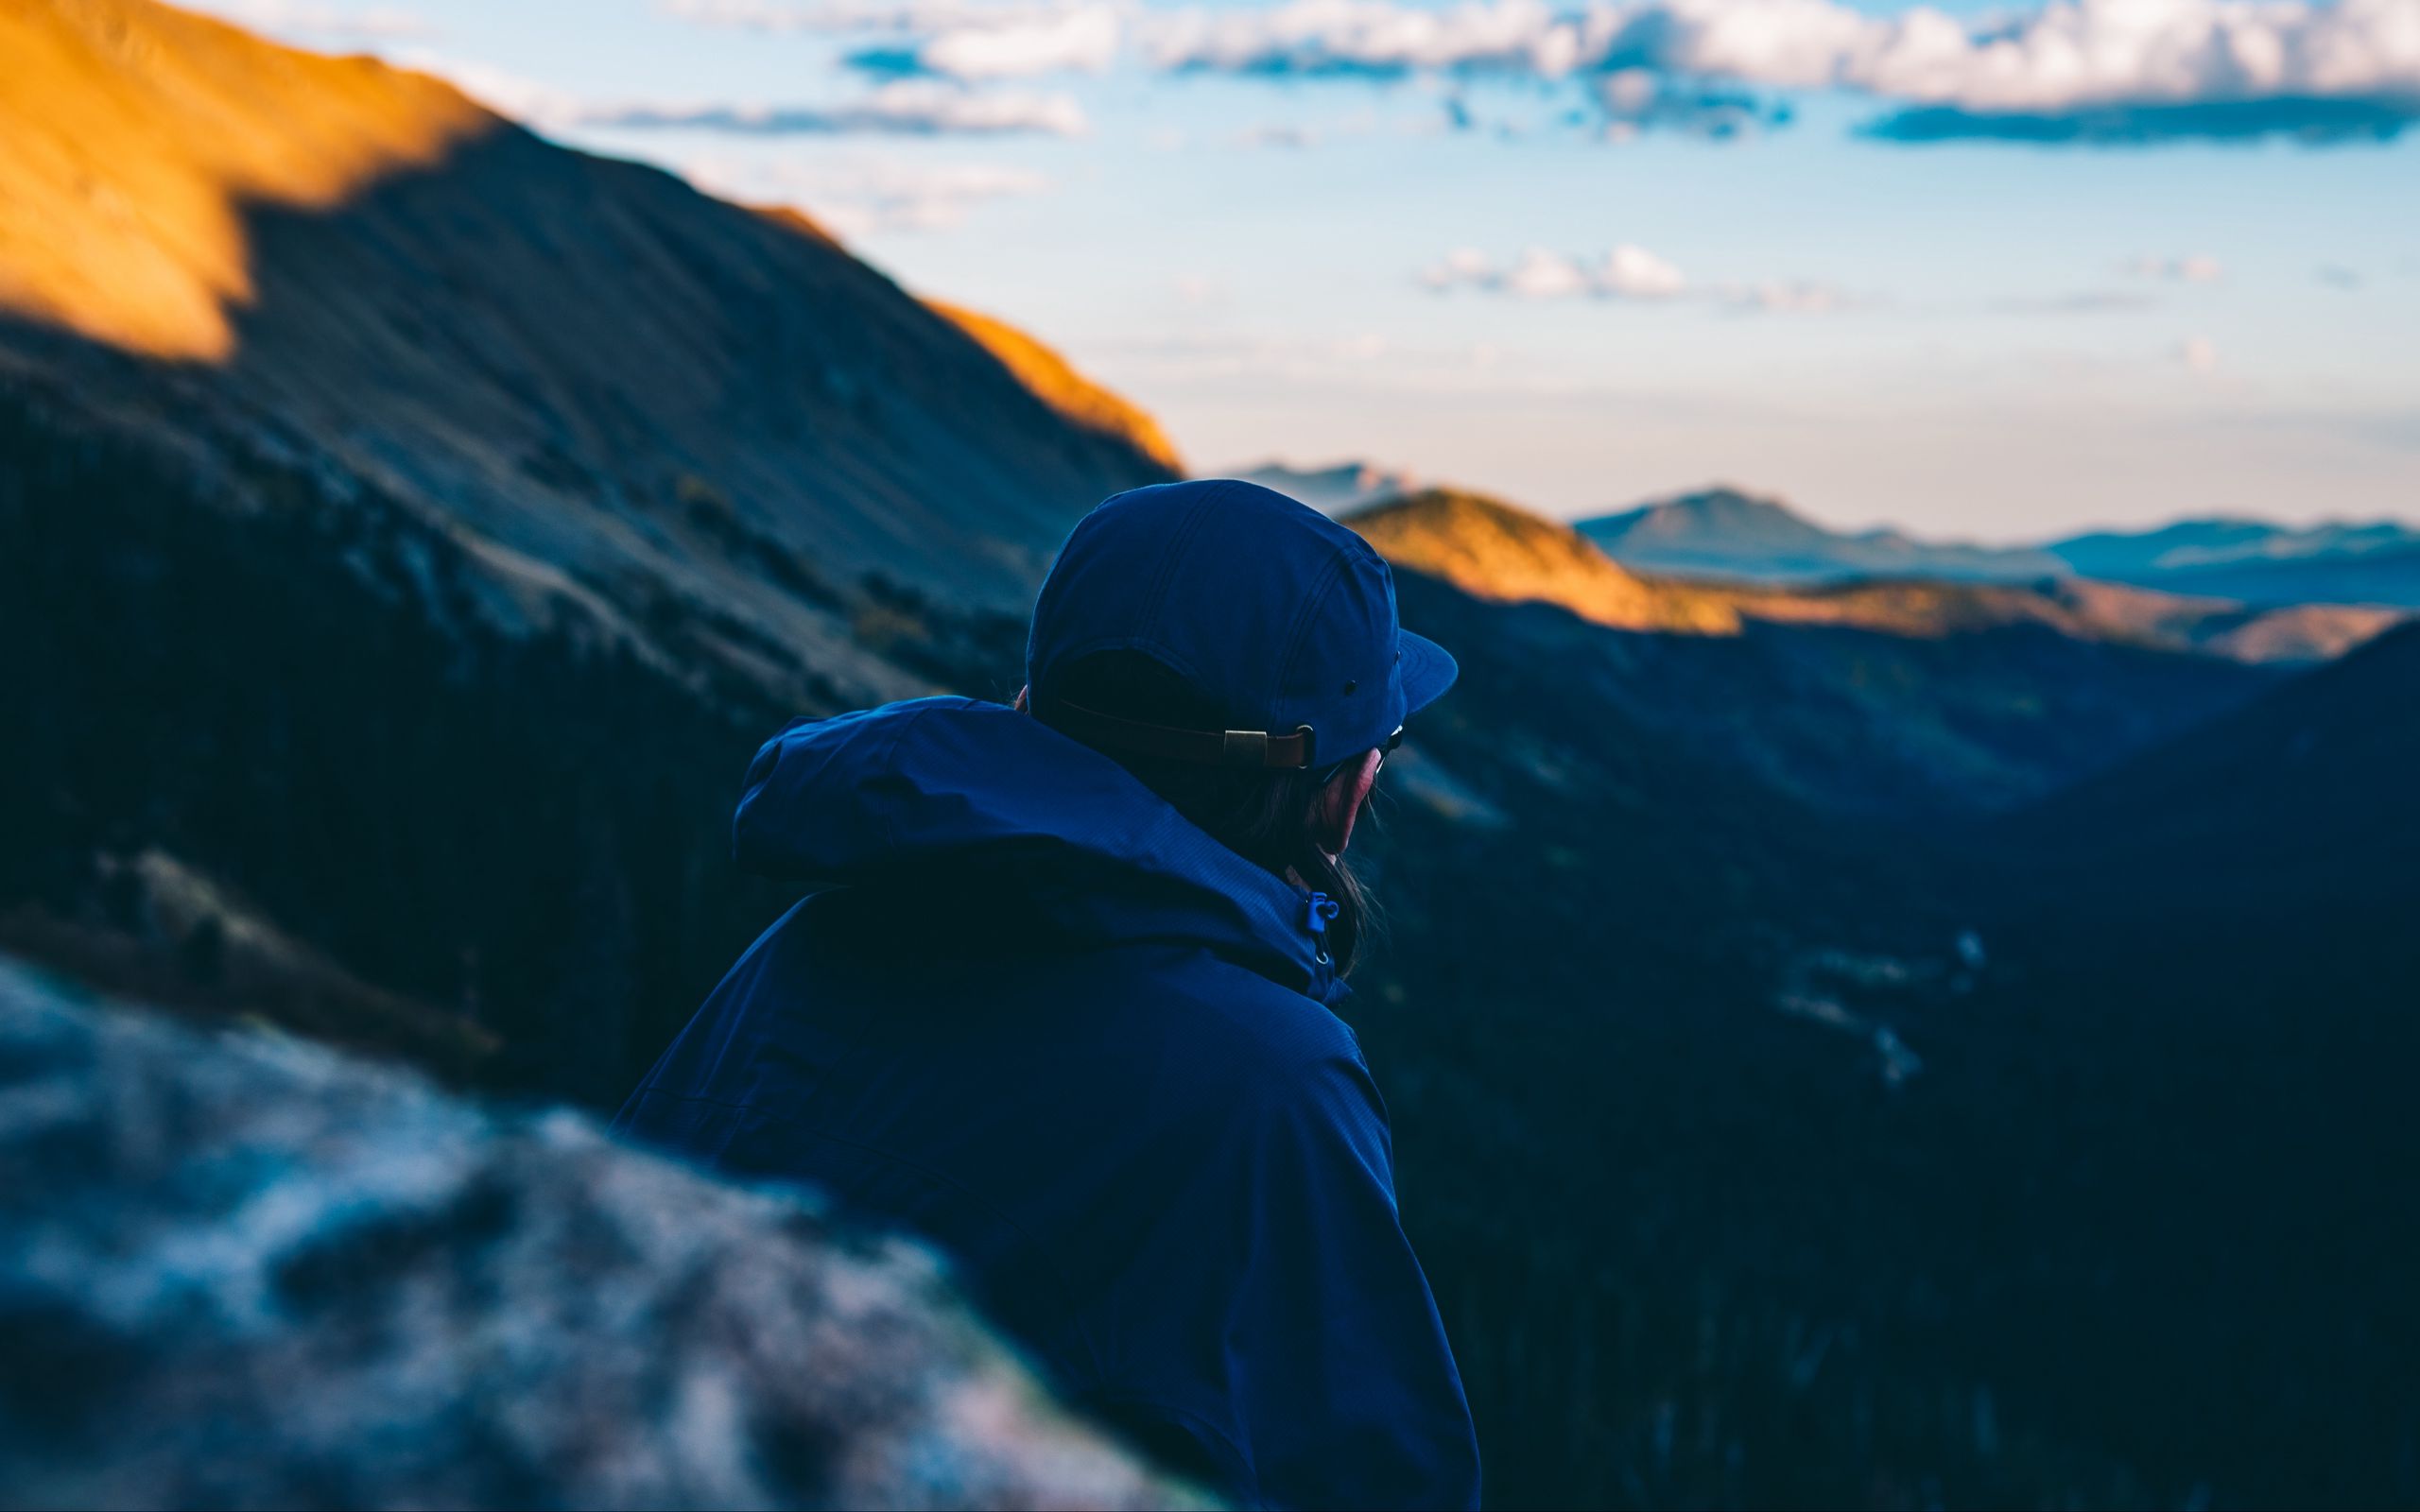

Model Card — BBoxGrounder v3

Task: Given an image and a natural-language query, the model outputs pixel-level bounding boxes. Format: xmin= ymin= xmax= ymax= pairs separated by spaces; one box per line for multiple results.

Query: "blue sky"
xmin=202 ymin=0 xmax=2419 ymax=540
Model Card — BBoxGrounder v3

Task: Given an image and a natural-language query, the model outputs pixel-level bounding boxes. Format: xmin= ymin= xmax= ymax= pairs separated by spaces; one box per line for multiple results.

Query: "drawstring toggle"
xmin=1305 ymin=891 xmax=1340 ymax=940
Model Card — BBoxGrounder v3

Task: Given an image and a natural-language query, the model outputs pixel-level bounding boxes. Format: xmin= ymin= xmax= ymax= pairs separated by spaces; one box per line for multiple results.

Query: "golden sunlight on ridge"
xmin=1349 ymin=488 xmax=2407 ymax=662
xmin=1349 ymin=489 xmax=1745 ymax=634
xmin=0 ymin=0 xmax=494 ymax=361
xmin=929 ymin=299 xmax=1188 ymax=474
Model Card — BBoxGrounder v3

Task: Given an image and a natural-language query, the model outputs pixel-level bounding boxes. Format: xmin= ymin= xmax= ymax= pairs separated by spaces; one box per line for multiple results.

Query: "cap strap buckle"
xmin=1219 ymin=729 xmax=1269 ymax=765
xmin=1033 ymin=693 xmax=1317 ymax=768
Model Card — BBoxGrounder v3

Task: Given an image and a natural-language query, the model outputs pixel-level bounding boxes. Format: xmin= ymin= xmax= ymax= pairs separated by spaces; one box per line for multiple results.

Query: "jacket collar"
xmin=733 ymin=697 xmax=1346 ymax=1005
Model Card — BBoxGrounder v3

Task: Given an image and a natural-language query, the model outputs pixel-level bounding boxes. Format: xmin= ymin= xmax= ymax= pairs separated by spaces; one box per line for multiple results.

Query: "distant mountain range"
xmin=1576 ymin=486 xmax=2420 ymax=606
xmin=1229 ymin=459 xmax=1421 ymax=516
xmin=1346 ymin=487 xmax=2400 ymax=812
xmin=1353 ymin=488 xmax=2405 ymax=666
xmin=2044 ymin=517 xmax=2420 ymax=605
xmin=1580 ymin=487 xmax=2071 ymax=585
xmin=1246 ymin=465 xmax=2420 ymax=607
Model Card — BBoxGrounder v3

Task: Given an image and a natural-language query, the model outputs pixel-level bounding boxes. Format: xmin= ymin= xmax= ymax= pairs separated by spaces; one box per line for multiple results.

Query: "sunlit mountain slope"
xmin=0 ymin=0 xmax=1175 ymax=690
xmin=929 ymin=300 xmax=1184 ymax=474
xmin=1354 ymin=488 xmax=2405 ymax=665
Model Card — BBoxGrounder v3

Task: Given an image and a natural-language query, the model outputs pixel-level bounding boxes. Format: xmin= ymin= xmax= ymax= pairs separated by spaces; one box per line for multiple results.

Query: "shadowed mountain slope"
xmin=0 ymin=0 xmax=1170 ymax=1098
xmin=0 ymin=0 xmax=1175 ymax=678
xmin=2048 ymin=517 xmax=2420 ymax=606
xmin=0 ymin=0 xmax=490 ymax=361
xmin=1998 ymin=618 xmax=2420 ymax=942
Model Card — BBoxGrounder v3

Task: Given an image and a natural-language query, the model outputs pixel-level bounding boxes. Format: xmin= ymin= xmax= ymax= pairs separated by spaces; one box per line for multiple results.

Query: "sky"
xmin=196 ymin=0 xmax=2420 ymax=541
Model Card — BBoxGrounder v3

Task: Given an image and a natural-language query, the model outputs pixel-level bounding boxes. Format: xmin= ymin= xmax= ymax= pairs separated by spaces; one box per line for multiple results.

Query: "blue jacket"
xmin=614 ymin=697 xmax=1480 ymax=1510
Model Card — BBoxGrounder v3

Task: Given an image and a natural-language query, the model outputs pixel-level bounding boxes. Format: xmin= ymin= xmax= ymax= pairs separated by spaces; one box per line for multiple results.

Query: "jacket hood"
xmin=733 ymin=697 xmax=1345 ymax=1005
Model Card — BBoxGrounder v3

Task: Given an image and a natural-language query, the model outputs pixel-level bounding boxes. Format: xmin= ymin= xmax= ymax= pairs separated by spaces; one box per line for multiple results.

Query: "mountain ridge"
xmin=0 ymin=0 xmax=1178 ymax=672
xmin=1579 ymin=486 xmax=2420 ymax=607
xmin=1232 ymin=458 xmax=1419 ymax=516
xmin=1352 ymin=487 xmax=2405 ymax=664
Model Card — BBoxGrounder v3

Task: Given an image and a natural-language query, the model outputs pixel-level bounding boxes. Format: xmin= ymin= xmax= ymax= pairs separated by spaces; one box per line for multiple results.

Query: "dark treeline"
xmin=5 ymin=393 xmax=2415 ymax=1507
xmin=0 ymin=394 xmax=801 ymax=1102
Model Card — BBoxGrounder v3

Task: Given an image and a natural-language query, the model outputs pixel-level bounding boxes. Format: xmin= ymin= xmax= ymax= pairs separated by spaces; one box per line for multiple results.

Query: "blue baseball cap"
xmin=1026 ymin=479 xmax=1457 ymax=768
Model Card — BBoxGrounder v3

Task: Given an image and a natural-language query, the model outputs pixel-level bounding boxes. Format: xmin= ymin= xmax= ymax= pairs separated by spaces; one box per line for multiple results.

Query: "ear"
xmin=1013 ymin=685 xmax=1030 ymax=713
xmin=1311 ymin=748 xmax=1384 ymax=858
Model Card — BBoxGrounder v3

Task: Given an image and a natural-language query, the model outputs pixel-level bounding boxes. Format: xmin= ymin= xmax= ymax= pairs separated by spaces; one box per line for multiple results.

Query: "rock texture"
xmin=0 ymin=954 xmax=1208 ymax=1511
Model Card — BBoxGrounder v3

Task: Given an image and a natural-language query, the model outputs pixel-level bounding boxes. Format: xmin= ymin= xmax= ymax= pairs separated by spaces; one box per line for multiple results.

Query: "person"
xmin=613 ymin=479 xmax=1480 ymax=1510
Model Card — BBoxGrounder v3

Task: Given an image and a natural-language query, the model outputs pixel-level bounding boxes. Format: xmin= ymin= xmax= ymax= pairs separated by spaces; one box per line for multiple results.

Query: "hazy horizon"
xmin=1211 ymin=454 xmax=2420 ymax=542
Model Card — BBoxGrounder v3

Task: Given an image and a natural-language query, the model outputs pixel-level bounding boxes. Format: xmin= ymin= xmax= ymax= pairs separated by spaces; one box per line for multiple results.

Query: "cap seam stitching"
xmin=1270 ymin=545 xmax=1353 ymax=743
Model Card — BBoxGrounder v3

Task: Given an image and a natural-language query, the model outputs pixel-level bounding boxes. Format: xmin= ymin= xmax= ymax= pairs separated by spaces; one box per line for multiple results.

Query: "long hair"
xmin=1037 ymin=650 xmax=1377 ymax=973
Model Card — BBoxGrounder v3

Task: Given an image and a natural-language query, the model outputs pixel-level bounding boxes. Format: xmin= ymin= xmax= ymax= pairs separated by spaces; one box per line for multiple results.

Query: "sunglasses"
xmin=1325 ymin=727 xmax=1405 ymax=786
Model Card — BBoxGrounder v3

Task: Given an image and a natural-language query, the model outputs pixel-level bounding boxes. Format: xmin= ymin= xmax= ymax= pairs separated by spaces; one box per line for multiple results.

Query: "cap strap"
xmin=1034 ymin=693 xmax=1315 ymax=768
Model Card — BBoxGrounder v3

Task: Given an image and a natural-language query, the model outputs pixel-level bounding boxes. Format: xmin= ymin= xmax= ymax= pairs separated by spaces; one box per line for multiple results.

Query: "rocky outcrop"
xmin=0 ymin=954 xmax=1208 ymax=1510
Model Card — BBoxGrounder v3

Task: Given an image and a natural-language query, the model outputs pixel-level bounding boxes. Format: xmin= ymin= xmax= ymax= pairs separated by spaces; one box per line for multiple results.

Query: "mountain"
xmin=1355 ymin=488 xmax=2403 ymax=667
xmin=1997 ymin=617 xmax=2420 ymax=939
xmin=1346 ymin=489 xmax=2318 ymax=813
xmin=2046 ymin=518 xmax=2420 ymax=607
xmin=1579 ymin=488 xmax=2420 ymax=608
xmin=1348 ymin=488 xmax=1737 ymax=632
xmin=1580 ymin=486 xmax=2068 ymax=584
xmin=0 ymin=0 xmax=1173 ymax=681
xmin=929 ymin=300 xmax=1184 ymax=474
xmin=0 ymin=0 xmax=1173 ymax=1099
xmin=1230 ymin=458 xmax=1418 ymax=515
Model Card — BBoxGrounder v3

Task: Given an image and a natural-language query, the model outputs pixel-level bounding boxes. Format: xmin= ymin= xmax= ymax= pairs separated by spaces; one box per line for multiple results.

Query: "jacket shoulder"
xmin=1145 ymin=950 xmax=1369 ymax=1091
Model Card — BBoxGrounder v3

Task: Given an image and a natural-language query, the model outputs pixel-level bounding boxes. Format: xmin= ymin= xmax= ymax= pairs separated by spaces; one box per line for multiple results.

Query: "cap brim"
xmin=1399 ymin=628 xmax=1458 ymax=717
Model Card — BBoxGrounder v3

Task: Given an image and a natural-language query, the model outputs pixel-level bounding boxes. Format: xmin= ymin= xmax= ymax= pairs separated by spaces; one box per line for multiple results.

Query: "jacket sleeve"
xmin=1096 ymin=1043 xmax=1482 ymax=1511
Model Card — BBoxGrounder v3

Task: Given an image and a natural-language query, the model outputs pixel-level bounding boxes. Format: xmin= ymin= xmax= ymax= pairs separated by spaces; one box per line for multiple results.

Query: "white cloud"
xmin=1421 ymin=247 xmax=1867 ymax=311
xmin=661 ymin=0 xmax=1067 ymax=31
xmin=663 ymin=0 xmax=2420 ymax=141
xmin=655 ymin=0 xmax=2420 ymax=144
xmin=1148 ymin=0 xmax=1590 ymax=77
xmin=582 ymin=81 xmax=1090 ymax=137
xmin=2126 ymin=253 xmax=2226 ymax=282
xmin=1149 ymin=0 xmax=2420 ymax=142
xmin=680 ymin=155 xmax=1051 ymax=235
xmin=1720 ymin=278 xmax=1857 ymax=312
xmin=873 ymin=3 xmax=1122 ymax=77
xmin=1597 ymin=243 xmax=1689 ymax=298
xmin=1421 ymin=244 xmax=1688 ymax=300
xmin=2177 ymin=335 xmax=2222 ymax=371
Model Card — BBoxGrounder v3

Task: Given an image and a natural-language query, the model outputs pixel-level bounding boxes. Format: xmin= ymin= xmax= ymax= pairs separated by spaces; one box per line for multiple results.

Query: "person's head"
xmin=1019 ymin=480 xmax=1456 ymax=972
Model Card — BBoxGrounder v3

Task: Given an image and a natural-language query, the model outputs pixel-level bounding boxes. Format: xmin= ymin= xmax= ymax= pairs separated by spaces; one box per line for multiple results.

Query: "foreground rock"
xmin=0 ymin=955 xmax=1207 ymax=1510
